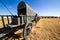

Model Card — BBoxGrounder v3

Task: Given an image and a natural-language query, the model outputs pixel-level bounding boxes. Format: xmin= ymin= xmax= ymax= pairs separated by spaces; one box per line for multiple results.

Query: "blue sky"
xmin=0 ymin=0 xmax=60 ymax=16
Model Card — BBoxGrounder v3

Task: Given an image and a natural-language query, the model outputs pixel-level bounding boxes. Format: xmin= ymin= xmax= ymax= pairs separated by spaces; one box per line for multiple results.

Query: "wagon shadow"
xmin=5 ymin=32 xmax=23 ymax=40
xmin=0 ymin=25 xmax=25 ymax=40
xmin=0 ymin=27 xmax=11 ymax=34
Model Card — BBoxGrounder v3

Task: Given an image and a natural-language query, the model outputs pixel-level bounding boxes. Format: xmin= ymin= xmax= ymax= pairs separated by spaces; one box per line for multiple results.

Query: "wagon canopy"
xmin=17 ymin=1 xmax=26 ymax=16
xmin=17 ymin=1 xmax=36 ymax=16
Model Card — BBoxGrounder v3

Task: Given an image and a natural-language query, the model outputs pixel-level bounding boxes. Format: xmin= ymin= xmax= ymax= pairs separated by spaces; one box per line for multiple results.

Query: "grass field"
xmin=0 ymin=18 xmax=11 ymax=28
xmin=0 ymin=18 xmax=60 ymax=40
xmin=29 ymin=18 xmax=60 ymax=40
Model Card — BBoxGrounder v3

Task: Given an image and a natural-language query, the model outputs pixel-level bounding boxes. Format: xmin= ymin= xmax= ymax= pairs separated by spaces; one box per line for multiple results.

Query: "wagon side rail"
xmin=0 ymin=15 xmax=17 ymax=39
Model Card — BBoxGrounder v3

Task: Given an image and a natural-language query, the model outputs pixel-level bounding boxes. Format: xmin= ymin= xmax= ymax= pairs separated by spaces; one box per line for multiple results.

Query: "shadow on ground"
xmin=0 ymin=25 xmax=25 ymax=40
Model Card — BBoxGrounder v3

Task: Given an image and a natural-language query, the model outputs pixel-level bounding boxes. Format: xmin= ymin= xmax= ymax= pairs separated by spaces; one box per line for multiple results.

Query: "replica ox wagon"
xmin=0 ymin=1 xmax=38 ymax=40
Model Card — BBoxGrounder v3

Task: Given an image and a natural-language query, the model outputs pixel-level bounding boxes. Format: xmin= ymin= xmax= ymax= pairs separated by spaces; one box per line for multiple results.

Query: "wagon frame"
xmin=0 ymin=15 xmax=38 ymax=40
xmin=0 ymin=1 xmax=38 ymax=40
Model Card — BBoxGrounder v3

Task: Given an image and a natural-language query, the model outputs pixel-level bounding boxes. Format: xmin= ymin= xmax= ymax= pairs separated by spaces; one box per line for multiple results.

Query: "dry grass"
xmin=0 ymin=18 xmax=60 ymax=40
xmin=29 ymin=18 xmax=60 ymax=40
xmin=0 ymin=18 xmax=11 ymax=28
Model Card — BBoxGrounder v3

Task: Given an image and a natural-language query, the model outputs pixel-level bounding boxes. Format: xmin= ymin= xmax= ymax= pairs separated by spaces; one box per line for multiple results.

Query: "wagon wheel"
xmin=35 ymin=14 xmax=38 ymax=22
xmin=24 ymin=23 xmax=32 ymax=40
xmin=27 ymin=23 xmax=32 ymax=35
